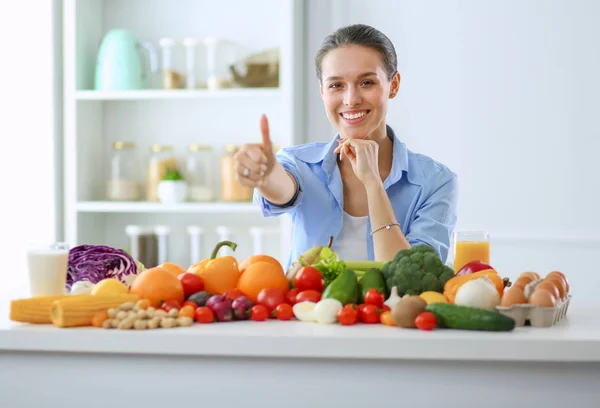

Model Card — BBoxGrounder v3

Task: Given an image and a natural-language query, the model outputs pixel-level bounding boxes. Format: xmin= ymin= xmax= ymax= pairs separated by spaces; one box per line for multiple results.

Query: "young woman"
xmin=234 ymin=24 xmax=458 ymax=268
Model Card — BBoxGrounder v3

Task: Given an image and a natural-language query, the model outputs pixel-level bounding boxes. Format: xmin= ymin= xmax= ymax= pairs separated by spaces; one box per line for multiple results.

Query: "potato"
xmin=391 ymin=296 xmax=427 ymax=328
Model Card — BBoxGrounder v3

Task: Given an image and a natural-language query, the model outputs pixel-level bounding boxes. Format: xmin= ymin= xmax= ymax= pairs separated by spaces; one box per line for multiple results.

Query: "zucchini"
xmin=425 ymin=303 xmax=515 ymax=332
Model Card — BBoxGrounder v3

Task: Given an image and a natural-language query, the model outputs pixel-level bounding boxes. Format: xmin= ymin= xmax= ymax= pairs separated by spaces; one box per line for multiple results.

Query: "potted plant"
xmin=157 ymin=169 xmax=188 ymax=204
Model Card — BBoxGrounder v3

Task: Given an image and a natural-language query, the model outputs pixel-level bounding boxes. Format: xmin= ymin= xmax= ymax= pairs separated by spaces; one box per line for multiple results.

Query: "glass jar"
xmin=146 ymin=144 xmax=178 ymax=201
xmin=185 ymin=144 xmax=215 ymax=202
xmin=106 ymin=141 xmax=141 ymax=201
xmin=220 ymin=144 xmax=253 ymax=202
xmin=159 ymin=37 xmax=182 ymax=89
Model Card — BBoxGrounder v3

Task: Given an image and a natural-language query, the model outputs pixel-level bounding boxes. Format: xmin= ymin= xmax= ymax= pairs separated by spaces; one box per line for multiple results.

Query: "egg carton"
xmin=496 ymin=294 xmax=571 ymax=328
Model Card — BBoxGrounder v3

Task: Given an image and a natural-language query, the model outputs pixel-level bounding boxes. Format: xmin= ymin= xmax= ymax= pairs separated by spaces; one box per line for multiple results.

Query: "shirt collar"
xmin=297 ymin=125 xmax=410 ymax=187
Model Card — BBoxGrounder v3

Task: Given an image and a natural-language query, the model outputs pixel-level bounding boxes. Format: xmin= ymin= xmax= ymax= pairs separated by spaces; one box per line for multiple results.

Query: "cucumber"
xmin=425 ymin=303 xmax=515 ymax=332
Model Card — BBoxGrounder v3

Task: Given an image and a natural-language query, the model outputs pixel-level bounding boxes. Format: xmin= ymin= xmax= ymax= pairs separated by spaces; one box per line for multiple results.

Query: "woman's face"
xmin=320 ymin=45 xmax=400 ymax=141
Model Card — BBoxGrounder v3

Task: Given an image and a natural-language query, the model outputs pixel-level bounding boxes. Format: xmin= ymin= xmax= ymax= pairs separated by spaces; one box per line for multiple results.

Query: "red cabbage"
xmin=66 ymin=245 xmax=139 ymax=290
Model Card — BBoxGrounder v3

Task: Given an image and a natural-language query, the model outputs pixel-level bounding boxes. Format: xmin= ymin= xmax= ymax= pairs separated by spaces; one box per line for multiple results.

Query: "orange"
xmin=238 ymin=255 xmax=283 ymax=274
xmin=129 ymin=267 xmax=185 ymax=307
xmin=237 ymin=261 xmax=289 ymax=302
xmin=158 ymin=262 xmax=187 ymax=277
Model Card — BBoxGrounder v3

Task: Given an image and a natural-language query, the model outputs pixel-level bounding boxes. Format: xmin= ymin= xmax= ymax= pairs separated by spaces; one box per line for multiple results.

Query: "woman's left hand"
xmin=333 ymin=138 xmax=380 ymax=186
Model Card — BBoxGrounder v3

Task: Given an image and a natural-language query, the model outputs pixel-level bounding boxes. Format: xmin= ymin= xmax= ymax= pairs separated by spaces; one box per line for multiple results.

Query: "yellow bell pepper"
xmin=188 ymin=241 xmax=240 ymax=295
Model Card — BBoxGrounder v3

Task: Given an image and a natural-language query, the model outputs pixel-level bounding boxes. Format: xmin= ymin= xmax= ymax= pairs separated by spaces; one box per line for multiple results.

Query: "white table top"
xmin=1 ymin=302 xmax=599 ymax=363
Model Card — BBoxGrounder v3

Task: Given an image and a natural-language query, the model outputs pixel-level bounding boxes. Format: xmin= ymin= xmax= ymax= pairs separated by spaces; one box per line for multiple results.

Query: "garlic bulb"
xmin=454 ymin=277 xmax=500 ymax=310
xmin=70 ymin=281 xmax=96 ymax=295
xmin=384 ymin=286 xmax=402 ymax=308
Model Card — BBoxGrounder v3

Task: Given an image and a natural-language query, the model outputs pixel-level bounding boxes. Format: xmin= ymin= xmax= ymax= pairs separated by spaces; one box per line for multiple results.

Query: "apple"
xmin=456 ymin=260 xmax=494 ymax=276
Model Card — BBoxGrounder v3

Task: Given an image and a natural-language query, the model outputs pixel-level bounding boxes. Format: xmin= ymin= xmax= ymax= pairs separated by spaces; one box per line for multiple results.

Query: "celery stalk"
xmin=344 ymin=261 xmax=386 ymax=271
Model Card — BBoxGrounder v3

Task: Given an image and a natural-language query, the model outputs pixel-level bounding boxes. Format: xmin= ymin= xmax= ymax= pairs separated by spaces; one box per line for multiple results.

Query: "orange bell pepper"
xmin=188 ymin=241 xmax=240 ymax=295
xmin=443 ymin=269 xmax=505 ymax=303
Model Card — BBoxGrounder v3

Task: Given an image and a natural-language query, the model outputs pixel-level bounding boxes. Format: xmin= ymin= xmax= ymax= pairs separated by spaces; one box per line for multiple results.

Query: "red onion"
xmin=231 ymin=296 xmax=254 ymax=320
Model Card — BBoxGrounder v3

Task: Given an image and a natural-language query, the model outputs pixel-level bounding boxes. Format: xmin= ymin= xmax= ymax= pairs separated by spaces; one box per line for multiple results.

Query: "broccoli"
xmin=381 ymin=244 xmax=455 ymax=296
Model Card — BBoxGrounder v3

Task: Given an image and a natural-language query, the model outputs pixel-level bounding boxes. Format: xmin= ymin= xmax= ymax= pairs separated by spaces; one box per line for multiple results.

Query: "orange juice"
xmin=453 ymin=241 xmax=490 ymax=273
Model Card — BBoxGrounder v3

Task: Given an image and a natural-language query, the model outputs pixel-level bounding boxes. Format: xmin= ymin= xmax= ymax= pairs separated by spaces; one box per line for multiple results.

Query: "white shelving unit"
xmin=62 ymin=0 xmax=305 ymax=267
xmin=75 ymin=88 xmax=281 ymax=101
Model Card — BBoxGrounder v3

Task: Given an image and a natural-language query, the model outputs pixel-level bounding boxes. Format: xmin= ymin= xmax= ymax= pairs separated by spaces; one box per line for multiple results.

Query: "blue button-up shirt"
xmin=254 ymin=125 xmax=459 ymax=269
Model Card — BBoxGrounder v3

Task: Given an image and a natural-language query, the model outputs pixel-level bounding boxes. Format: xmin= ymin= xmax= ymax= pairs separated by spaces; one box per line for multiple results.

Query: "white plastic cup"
xmin=26 ymin=242 xmax=70 ymax=297
xmin=186 ymin=225 xmax=205 ymax=265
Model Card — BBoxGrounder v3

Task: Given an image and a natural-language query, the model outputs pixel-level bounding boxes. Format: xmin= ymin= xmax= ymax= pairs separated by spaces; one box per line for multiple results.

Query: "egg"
xmin=544 ymin=277 xmax=566 ymax=300
xmin=519 ymin=271 xmax=541 ymax=281
xmin=529 ymin=289 xmax=557 ymax=308
xmin=534 ymin=281 xmax=562 ymax=302
xmin=547 ymin=271 xmax=570 ymax=293
xmin=500 ymin=286 xmax=528 ymax=307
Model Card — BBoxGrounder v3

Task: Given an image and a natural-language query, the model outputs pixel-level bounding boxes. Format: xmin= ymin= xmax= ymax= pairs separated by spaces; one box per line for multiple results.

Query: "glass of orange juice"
xmin=452 ymin=231 xmax=490 ymax=273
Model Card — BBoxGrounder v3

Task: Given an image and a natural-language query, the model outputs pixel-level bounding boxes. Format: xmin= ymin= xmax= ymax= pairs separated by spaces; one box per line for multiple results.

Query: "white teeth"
xmin=342 ymin=111 xmax=367 ymax=120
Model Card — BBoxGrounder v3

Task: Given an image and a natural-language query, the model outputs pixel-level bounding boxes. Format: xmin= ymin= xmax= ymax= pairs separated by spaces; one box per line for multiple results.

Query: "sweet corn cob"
xmin=10 ymin=296 xmax=71 ymax=324
xmin=51 ymin=294 xmax=140 ymax=328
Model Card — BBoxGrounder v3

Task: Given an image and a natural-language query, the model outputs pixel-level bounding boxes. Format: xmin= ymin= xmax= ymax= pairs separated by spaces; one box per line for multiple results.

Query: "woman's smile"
xmin=340 ymin=109 xmax=371 ymax=125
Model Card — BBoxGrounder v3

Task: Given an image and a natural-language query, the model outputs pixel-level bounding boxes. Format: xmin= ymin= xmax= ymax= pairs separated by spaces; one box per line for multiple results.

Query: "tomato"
xmin=224 ymin=288 xmax=244 ymax=300
xmin=294 ymin=266 xmax=325 ymax=292
xmin=356 ymin=304 xmax=366 ymax=320
xmin=337 ymin=305 xmax=358 ymax=325
xmin=286 ymin=288 xmax=300 ymax=305
xmin=295 ymin=289 xmax=322 ymax=304
xmin=275 ymin=303 xmax=294 ymax=321
xmin=181 ymin=300 xmax=199 ymax=309
xmin=179 ymin=305 xmax=196 ymax=319
xmin=177 ymin=273 xmax=205 ymax=299
xmin=194 ymin=306 xmax=214 ymax=324
xmin=381 ymin=304 xmax=391 ymax=313
xmin=380 ymin=310 xmax=396 ymax=327
xmin=415 ymin=312 xmax=437 ymax=331
xmin=251 ymin=304 xmax=269 ymax=321
xmin=257 ymin=288 xmax=287 ymax=312
xmin=160 ymin=300 xmax=181 ymax=312
xmin=360 ymin=304 xmax=380 ymax=324
xmin=364 ymin=289 xmax=385 ymax=308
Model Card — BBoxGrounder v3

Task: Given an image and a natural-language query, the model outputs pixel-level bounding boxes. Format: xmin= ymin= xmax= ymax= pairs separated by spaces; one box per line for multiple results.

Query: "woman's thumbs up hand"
xmin=234 ymin=114 xmax=277 ymax=187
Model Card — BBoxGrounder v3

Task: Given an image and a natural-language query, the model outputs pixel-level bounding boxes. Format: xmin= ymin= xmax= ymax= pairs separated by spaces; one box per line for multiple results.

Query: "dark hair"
xmin=315 ymin=24 xmax=398 ymax=81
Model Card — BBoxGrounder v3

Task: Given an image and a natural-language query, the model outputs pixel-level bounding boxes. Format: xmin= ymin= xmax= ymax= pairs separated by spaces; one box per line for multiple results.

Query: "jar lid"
xmin=189 ymin=144 xmax=213 ymax=152
xmin=150 ymin=144 xmax=173 ymax=152
xmin=113 ymin=141 xmax=135 ymax=149
xmin=224 ymin=144 xmax=239 ymax=153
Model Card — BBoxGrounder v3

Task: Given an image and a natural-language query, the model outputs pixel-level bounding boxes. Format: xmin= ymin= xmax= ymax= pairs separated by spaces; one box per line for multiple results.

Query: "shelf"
xmin=76 ymin=201 xmax=261 ymax=214
xmin=75 ymin=88 xmax=281 ymax=101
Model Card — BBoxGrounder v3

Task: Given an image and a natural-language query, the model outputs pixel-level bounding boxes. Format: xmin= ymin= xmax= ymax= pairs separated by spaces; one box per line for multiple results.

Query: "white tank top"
xmin=332 ymin=212 xmax=369 ymax=261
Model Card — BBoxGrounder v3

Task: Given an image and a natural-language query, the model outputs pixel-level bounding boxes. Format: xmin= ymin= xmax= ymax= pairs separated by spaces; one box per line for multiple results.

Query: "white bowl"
xmin=157 ymin=180 xmax=188 ymax=204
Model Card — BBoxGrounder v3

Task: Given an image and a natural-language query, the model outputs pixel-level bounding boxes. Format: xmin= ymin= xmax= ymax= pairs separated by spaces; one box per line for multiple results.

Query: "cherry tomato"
xmin=194 ymin=306 xmax=214 ymax=324
xmin=295 ymin=290 xmax=322 ymax=304
xmin=356 ymin=304 xmax=367 ymax=320
xmin=224 ymin=288 xmax=245 ymax=300
xmin=251 ymin=304 xmax=269 ymax=321
xmin=286 ymin=288 xmax=300 ymax=305
xmin=415 ymin=312 xmax=437 ymax=331
xmin=294 ymin=266 xmax=325 ymax=292
xmin=337 ymin=305 xmax=358 ymax=325
xmin=364 ymin=289 xmax=385 ymax=308
xmin=381 ymin=304 xmax=391 ymax=313
xmin=380 ymin=310 xmax=396 ymax=326
xmin=177 ymin=273 xmax=205 ymax=299
xmin=181 ymin=300 xmax=199 ymax=309
xmin=360 ymin=304 xmax=380 ymax=324
xmin=275 ymin=303 xmax=294 ymax=321
xmin=160 ymin=300 xmax=181 ymax=312
xmin=257 ymin=288 xmax=287 ymax=312
xmin=179 ymin=305 xmax=196 ymax=319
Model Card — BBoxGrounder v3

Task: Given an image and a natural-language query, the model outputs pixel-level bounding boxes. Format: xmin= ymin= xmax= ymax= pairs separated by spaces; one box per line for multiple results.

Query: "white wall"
xmin=305 ymin=0 xmax=600 ymax=299
xmin=0 ymin=1 xmax=60 ymax=314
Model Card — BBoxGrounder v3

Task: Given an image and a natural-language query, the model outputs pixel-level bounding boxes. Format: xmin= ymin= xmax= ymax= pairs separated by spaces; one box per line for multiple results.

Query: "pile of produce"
xmin=9 ymin=239 xmax=570 ymax=333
